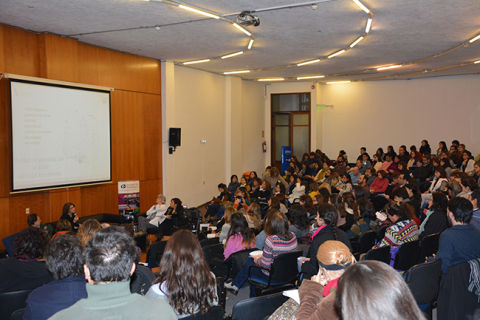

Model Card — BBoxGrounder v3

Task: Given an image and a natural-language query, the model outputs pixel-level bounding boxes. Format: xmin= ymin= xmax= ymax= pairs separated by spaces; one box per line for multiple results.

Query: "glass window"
xmin=272 ymin=93 xmax=310 ymax=112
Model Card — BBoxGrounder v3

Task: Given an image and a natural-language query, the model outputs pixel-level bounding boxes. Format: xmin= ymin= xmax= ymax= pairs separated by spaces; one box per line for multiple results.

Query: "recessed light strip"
xmin=233 ymin=23 xmax=252 ymax=36
xmin=183 ymin=59 xmax=210 ymax=65
xmin=475 ymin=60 xmax=480 ymax=64
xmin=352 ymin=0 xmax=370 ymax=13
xmin=377 ymin=64 xmax=402 ymax=71
xmin=350 ymin=36 xmax=364 ymax=48
xmin=248 ymin=39 xmax=254 ymax=50
xmin=297 ymin=75 xmax=325 ymax=80
xmin=178 ymin=4 xmax=220 ymax=19
xmin=328 ymin=50 xmax=346 ymax=59
xmin=258 ymin=78 xmax=284 ymax=82
xmin=221 ymin=51 xmax=244 ymax=59
xmin=469 ymin=34 xmax=480 ymax=43
xmin=297 ymin=59 xmax=321 ymax=66
xmin=365 ymin=18 xmax=373 ymax=33
xmin=223 ymin=70 xmax=251 ymax=74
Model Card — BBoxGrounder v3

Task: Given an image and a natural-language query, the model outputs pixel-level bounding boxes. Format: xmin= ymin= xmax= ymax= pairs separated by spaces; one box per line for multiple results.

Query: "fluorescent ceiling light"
xmin=352 ymin=0 xmax=370 ymax=13
xmin=223 ymin=70 xmax=251 ymax=75
xmin=326 ymin=81 xmax=351 ymax=84
xmin=297 ymin=59 xmax=320 ymax=66
xmin=258 ymin=78 xmax=284 ymax=82
xmin=469 ymin=35 xmax=480 ymax=43
xmin=350 ymin=36 xmax=364 ymax=48
xmin=248 ymin=39 xmax=254 ymax=50
xmin=178 ymin=5 xmax=219 ymax=19
xmin=365 ymin=18 xmax=373 ymax=33
xmin=183 ymin=59 xmax=210 ymax=65
xmin=233 ymin=23 xmax=252 ymax=36
xmin=377 ymin=65 xmax=402 ymax=71
xmin=474 ymin=60 xmax=480 ymax=64
xmin=221 ymin=51 xmax=244 ymax=59
xmin=297 ymin=75 xmax=325 ymax=80
xmin=328 ymin=50 xmax=346 ymax=59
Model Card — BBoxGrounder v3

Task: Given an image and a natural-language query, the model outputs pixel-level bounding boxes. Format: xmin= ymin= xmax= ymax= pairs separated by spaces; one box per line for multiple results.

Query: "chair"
xmin=364 ymin=246 xmax=391 ymax=264
xmin=418 ymin=233 xmax=440 ymax=262
xmin=0 ymin=289 xmax=34 ymax=320
xmin=180 ymin=305 xmax=224 ymax=320
xmin=146 ymin=240 xmax=168 ymax=268
xmin=349 ymin=237 xmax=360 ymax=254
xmin=202 ymin=243 xmax=225 ymax=271
xmin=2 ymin=232 xmax=21 ymax=258
xmin=224 ymin=248 xmax=257 ymax=280
xmin=404 ymin=259 xmax=442 ymax=308
xmin=248 ymin=250 xmax=302 ymax=296
xmin=10 ymin=308 xmax=25 ymax=320
xmin=393 ymin=240 xmax=420 ymax=271
xmin=358 ymin=231 xmax=378 ymax=255
xmin=215 ymin=277 xmax=226 ymax=313
xmin=231 ymin=292 xmax=289 ymax=320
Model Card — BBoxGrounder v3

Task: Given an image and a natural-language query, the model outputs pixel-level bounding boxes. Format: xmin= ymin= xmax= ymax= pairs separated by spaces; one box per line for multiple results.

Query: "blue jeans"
xmin=232 ymin=257 xmax=269 ymax=297
xmin=216 ymin=207 xmax=226 ymax=220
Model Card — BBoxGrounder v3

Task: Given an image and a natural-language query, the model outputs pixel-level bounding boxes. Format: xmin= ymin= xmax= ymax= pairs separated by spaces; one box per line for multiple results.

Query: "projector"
xmin=236 ymin=11 xmax=260 ymax=27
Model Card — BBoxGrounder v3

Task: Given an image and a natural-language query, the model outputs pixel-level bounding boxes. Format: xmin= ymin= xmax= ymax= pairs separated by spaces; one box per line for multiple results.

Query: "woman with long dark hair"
xmin=224 ymin=213 xmax=256 ymax=259
xmin=156 ymin=198 xmax=184 ymax=240
xmin=419 ymin=192 xmax=448 ymax=241
xmin=146 ymin=230 xmax=217 ymax=318
xmin=301 ymin=204 xmax=351 ymax=279
xmin=437 ymin=141 xmax=447 ymax=157
xmin=60 ymin=202 xmax=79 ymax=232
xmin=288 ymin=204 xmax=311 ymax=239
xmin=419 ymin=140 xmax=431 ymax=155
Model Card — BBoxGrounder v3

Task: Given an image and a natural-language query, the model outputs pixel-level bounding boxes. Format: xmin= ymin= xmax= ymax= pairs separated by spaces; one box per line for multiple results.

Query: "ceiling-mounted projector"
xmin=236 ymin=11 xmax=260 ymax=27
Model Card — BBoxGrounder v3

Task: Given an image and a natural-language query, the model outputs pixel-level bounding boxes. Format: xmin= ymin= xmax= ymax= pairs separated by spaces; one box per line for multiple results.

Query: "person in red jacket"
xmin=370 ymin=170 xmax=389 ymax=194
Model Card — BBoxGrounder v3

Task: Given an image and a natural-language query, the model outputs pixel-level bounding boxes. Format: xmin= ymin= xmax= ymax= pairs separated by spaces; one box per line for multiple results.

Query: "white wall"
xmin=162 ymin=64 xmax=265 ymax=207
xmin=320 ymin=75 xmax=480 ymax=161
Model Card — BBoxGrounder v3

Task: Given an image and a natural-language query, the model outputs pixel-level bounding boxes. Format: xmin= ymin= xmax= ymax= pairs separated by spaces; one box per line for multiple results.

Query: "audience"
xmin=419 ymin=192 xmax=448 ymax=240
xmin=24 ymin=235 xmax=87 ymax=320
xmin=76 ymin=219 xmax=102 ymax=247
xmin=288 ymin=204 xmax=311 ymax=239
xmin=0 ymin=227 xmax=52 ymax=293
xmin=51 ymin=226 xmax=176 ymax=319
xmin=224 ymin=213 xmax=256 ymax=259
xmin=346 ymin=200 xmax=378 ymax=239
xmin=146 ymin=230 xmax=217 ymax=318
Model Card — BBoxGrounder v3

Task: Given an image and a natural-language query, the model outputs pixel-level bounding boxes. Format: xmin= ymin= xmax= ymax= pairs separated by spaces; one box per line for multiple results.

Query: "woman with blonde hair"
xmin=294 ymin=241 xmax=354 ymax=320
xmin=76 ymin=219 xmax=101 ymax=246
xmin=219 ymin=207 xmax=236 ymax=244
xmin=245 ymin=202 xmax=262 ymax=234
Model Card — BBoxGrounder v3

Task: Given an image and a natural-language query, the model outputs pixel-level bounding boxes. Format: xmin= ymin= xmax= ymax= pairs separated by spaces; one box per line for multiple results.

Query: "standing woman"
xmin=146 ymin=230 xmax=217 ymax=318
xmin=61 ymin=203 xmax=79 ymax=232
xmin=261 ymin=167 xmax=288 ymax=188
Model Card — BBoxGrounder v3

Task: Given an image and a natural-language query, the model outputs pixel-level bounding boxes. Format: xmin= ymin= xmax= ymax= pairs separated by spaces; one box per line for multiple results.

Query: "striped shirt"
xmin=257 ymin=233 xmax=298 ymax=275
xmin=376 ymin=219 xmax=419 ymax=249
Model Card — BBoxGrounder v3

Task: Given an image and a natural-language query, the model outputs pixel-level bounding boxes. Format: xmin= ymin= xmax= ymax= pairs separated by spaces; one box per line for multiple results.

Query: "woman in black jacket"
xmin=300 ymin=204 xmax=352 ymax=279
xmin=419 ymin=192 xmax=448 ymax=240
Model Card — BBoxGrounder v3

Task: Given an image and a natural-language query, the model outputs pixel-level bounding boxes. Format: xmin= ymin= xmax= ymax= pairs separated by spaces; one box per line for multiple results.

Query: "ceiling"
xmin=1 ymin=0 xmax=480 ymax=82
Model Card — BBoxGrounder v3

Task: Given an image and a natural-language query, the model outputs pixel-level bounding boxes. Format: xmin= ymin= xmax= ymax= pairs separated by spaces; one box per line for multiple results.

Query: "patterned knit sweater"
xmin=375 ymin=219 xmax=419 ymax=249
xmin=257 ymin=233 xmax=298 ymax=275
xmin=346 ymin=218 xmax=378 ymax=238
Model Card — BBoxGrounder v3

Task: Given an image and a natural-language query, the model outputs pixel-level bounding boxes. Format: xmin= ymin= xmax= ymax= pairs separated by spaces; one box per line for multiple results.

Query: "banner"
xmin=281 ymin=146 xmax=291 ymax=174
xmin=118 ymin=180 xmax=140 ymax=220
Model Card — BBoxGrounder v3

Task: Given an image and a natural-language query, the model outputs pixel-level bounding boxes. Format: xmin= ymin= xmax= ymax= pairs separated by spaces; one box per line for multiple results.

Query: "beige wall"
xmin=162 ymin=64 xmax=265 ymax=207
xmin=320 ymin=75 xmax=480 ymax=161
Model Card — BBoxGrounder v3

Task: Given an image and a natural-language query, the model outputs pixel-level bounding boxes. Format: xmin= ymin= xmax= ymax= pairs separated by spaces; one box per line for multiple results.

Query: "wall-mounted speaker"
xmin=169 ymin=128 xmax=181 ymax=154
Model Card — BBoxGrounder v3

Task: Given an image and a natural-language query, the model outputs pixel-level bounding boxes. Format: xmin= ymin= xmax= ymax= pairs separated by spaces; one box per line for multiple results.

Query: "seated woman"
xmin=248 ymin=171 xmax=258 ymax=189
xmin=295 ymin=241 xmax=355 ymax=320
xmin=156 ymin=198 xmax=184 ymax=240
xmin=205 ymin=184 xmax=231 ymax=220
xmin=374 ymin=201 xmax=419 ymax=264
xmin=335 ymin=174 xmax=353 ymax=196
xmin=420 ymin=167 xmax=448 ymax=208
xmin=51 ymin=220 xmax=72 ymax=241
xmin=146 ymin=230 xmax=217 ymax=318
xmin=219 ymin=207 xmax=235 ymax=244
xmin=346 ymin=200 xmax=378 ymax=239
xmin=419 ymin=192 xmax=448 ymax=241
xmin=138 ymin=194 xmax=167 ymax=233
xmin=314 ymin=162 xmax=330 ymax=182
xmin=407 ymin=150 xmax=419 ymax=170
xmin=232 ymin=187 xmax=251 ymax=213
xmin=76 ymin=219 xmax=102 ymax=247
xmin=245 ymin=202 xmax=262 ymax=234
xmin=288 ymin=204 xmax=311 ymax=239
xmin=236 ymin=176 xmax=251 ymax=193
xmin=460 ymin=150 xmax=475 ymax=175
xmin=335 ymin=261 xmax=426 ymax=320
xmin=398 ymin=161 xmax=409 ymax=177
xmin=387 ymin=155 xmax=400 ymax=174
xmin=249 ymin=177 xmax=262 ymax=201
xmin=371 ymin=154 xmax=383 ymax=172
xmin=0 ymin=227 xmax=53 ymax=292
xmin=60 ymin=202 xmax=79 ymax=232
xmin=268 ymin=196 xmax=287 ymax=214
xmin=228 ymin=174 xmax=240 ymax=195
xmin=298 ymin=161 xmax=311 ymax=178
xmin=301 ymin=204 xmax=351 ymax=280
xmin=225 ymin=210 xmax=298 ymax=297
xmin=224 ymin=213 xmax=256 ymax=259
xmin=273 ymin=183 xmax=287 ymax=204
xmin=300 ymin=194 xmax=316 ymax=218
xmin=375 ymin=148 xmax=385 ymax=162
xmin=369 ymin=170 xmax=389 ymax=194
xmin=288 ymin=176 xmax=305 ymax=204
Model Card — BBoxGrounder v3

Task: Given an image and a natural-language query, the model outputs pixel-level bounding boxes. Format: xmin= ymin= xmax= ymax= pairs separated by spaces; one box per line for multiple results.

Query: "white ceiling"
xmin=1 ymin=0 xmax=480 ymax=82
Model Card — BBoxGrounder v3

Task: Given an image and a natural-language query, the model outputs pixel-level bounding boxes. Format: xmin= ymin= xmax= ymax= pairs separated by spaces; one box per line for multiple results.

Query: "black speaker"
xmin=169 ymin=128 xmax=181 ymax=147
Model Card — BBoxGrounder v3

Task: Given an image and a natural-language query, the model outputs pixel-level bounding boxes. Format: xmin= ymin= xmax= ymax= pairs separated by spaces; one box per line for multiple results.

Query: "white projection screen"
xmin=10 ymin=79 xmax=112 ymax=192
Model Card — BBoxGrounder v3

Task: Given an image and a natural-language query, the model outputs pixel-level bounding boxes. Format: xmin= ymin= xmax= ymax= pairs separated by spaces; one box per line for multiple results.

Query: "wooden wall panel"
xmin=2 ymin=27 xmax=40 ymax=77
xmin=142 ymin=93 xmax=162 ymax=180
xmin=77 ymin=44 xmax=99 ymax=86
xmin=140 ymin=179 xmax=163 ymax=213
xmin=0 ymin=26 xmax=162 ymax=249
xmin=39 ymin=34 xmax=78 ymax=82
